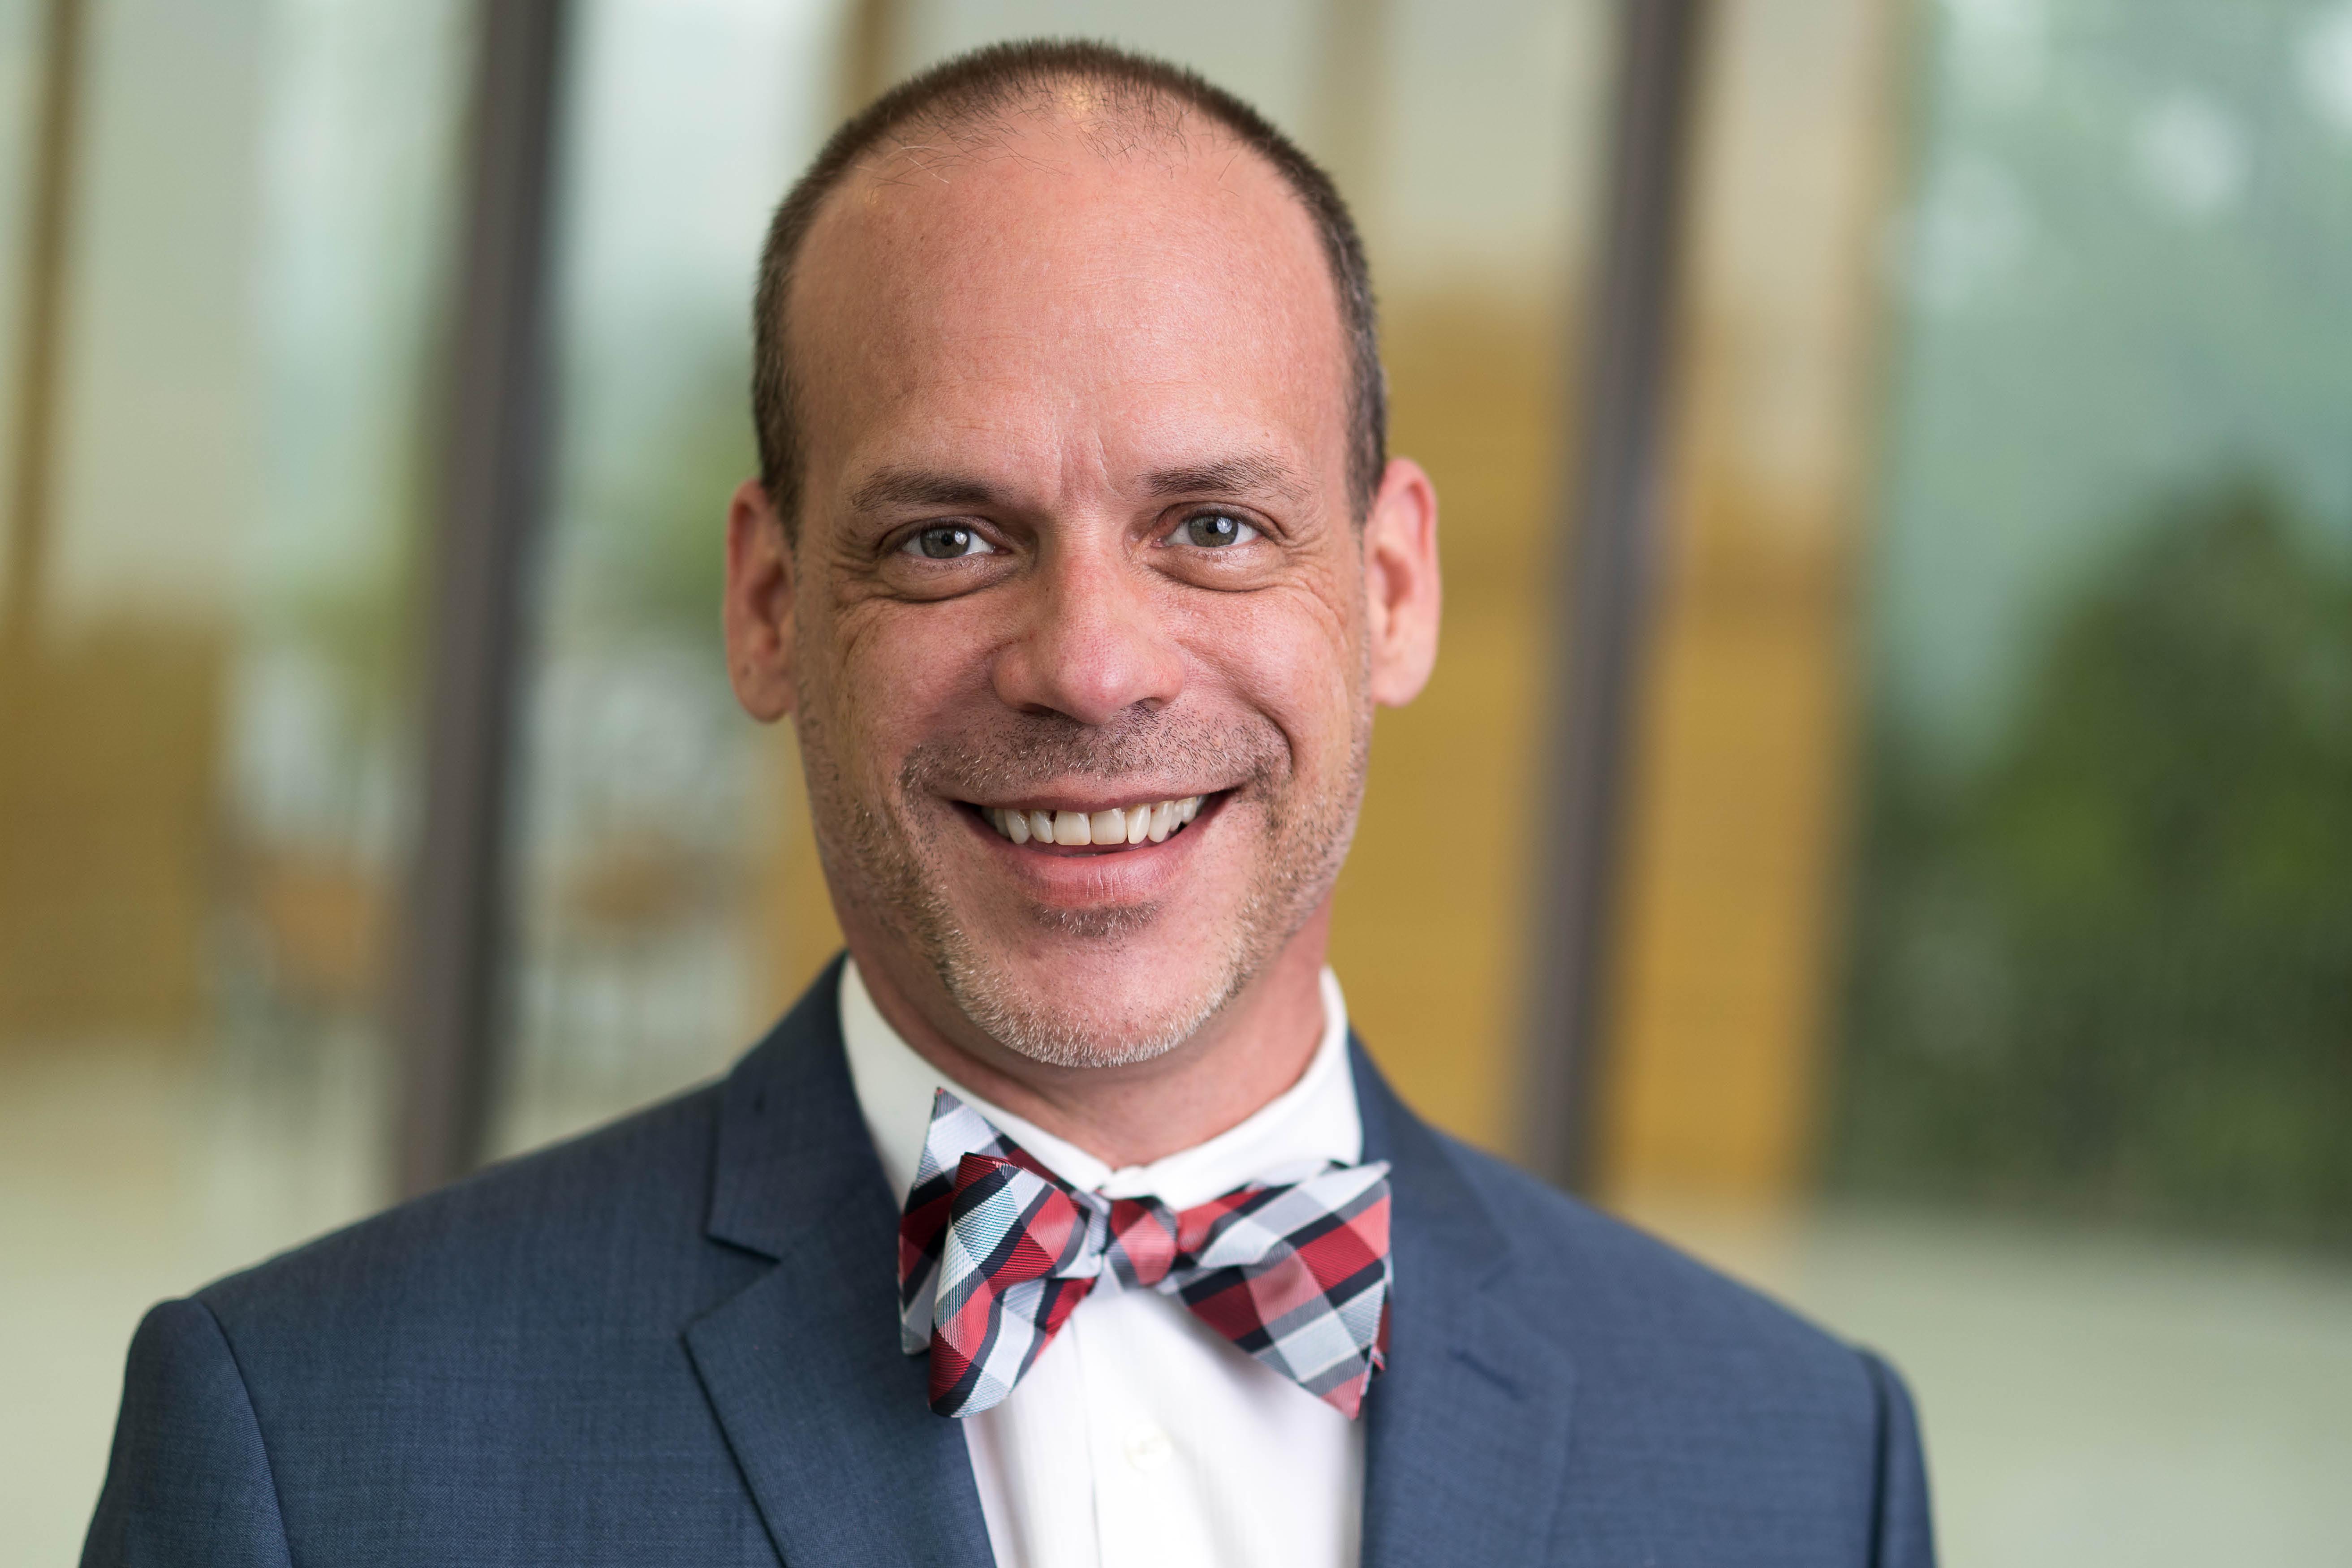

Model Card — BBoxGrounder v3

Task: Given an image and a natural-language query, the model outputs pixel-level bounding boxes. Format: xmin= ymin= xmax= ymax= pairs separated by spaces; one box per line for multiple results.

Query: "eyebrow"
xmin=843 ymin=451 xmax=1311 ymax=517
xmin=845 ymin=467 xmax=1007 ymax=514
xmin=1143 ymin=454 xmax=1310 ymax=504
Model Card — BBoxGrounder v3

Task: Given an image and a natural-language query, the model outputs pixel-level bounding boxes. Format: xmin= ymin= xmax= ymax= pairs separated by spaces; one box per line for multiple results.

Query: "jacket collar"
xmin=688 ymin=958 xmax=995 ymax=1568
xmin=689 ymin=964 xmax=1577 ymax=1567
xmin=1354 ymin=1036 xmax=1581 ymax=1567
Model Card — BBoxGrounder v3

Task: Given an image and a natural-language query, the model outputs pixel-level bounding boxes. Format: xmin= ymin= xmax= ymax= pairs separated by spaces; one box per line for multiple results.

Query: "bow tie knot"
xmin=900 ymin=1090 xmax=1393 ymax=1420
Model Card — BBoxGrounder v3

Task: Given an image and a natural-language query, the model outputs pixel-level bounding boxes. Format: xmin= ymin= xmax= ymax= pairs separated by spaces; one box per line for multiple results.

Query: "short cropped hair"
xmin=750 ymin=39 xmax=1386 ymax=534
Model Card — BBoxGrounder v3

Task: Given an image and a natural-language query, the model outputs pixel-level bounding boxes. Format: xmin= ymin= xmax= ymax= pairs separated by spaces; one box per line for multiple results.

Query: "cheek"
xmin=824 ymin=597 xmax=994 ymax=783
xmin=1189 ymin=581 xmax=1363 ymax=779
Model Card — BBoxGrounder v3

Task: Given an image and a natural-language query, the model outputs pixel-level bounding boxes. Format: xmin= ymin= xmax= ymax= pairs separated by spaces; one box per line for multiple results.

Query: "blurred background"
xmin=2 ymin=0 xmax=2348 ymax=1561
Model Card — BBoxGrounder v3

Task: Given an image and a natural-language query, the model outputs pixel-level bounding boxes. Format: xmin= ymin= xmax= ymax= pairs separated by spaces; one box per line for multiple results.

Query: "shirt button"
xmin=1123 ymin=1422 xmax=1174 ymax=1475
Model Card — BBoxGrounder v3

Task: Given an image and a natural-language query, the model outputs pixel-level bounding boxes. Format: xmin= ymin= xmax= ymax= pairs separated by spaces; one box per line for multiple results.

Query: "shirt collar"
xmin=839 ymin=956 xmax=1363 ymax=1214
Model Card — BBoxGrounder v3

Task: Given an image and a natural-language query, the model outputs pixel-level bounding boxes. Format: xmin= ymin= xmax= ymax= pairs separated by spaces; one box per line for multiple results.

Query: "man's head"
xmin=723 ymin=40 xmax=1440 ymax=1072
xmin=751 ymin=42 xmax=1389 ymax=539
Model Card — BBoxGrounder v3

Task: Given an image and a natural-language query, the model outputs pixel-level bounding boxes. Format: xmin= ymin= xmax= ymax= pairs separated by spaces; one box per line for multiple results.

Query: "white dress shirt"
xmin=838 ymin=958 xmax=1366 ymax=1568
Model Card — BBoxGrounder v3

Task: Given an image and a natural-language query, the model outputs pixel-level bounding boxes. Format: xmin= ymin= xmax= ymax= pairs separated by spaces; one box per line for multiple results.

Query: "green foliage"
xmin=1832 ymin=479 xmax=2352 ymax=1246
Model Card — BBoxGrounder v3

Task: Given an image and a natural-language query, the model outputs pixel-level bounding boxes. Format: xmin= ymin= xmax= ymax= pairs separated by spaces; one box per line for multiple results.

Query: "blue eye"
xmin=904 ymin=525 xmax=996 ymax=559
xmin=1180 ymin=513 xmax=1258 ymax=548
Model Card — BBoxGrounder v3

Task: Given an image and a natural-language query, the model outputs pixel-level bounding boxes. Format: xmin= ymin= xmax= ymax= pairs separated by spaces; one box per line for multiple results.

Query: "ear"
xmin=723 ymin=476 xmax=799 ymax=721
xmin=1361 ymin=457 xmax=1441 ymax=707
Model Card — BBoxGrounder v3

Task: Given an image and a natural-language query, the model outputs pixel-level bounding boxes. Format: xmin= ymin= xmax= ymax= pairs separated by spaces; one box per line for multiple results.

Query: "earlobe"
xmin=722 ymin=476 xmax=800 ymax=722
xmin=1363 ymin=457 xmax=1442 ymax=708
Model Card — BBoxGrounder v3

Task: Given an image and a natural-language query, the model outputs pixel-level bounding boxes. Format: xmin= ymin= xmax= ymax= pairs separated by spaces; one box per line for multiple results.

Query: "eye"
xmin=901 ymin=524 xmax=997 ymax=560
xmin=1175 ymin=512 xmax=1260 ymax=549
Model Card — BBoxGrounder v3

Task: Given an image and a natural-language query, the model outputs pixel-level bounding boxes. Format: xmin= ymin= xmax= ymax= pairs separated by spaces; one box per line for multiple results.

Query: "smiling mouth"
xmin=972 ymin=794 xmax=1207 ymax=851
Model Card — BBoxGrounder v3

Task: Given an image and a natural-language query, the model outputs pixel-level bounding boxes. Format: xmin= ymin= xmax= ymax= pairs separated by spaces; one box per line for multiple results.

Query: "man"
xmin=86 ymin=40 xmax=1932 ymax=1568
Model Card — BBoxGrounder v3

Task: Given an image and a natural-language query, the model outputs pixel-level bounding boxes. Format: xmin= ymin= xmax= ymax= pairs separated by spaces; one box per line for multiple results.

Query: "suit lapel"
xmin=1355 ymin=1040 xmax=1579 ymax=1567
xmin=683 ymin=980 xmax=1572 ymax=1566
xmin=686 ymin=964 xmax=995 ymax=1568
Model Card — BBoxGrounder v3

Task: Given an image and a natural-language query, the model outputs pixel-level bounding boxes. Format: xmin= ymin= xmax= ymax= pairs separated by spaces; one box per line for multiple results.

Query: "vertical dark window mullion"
xmin=2 ymin=0 xmax=89 ymax=656
xmin=396 ymin=0 xmax=571 ymax=1199
xmin=1523 ymin=0 xmax=1710 ymax=1192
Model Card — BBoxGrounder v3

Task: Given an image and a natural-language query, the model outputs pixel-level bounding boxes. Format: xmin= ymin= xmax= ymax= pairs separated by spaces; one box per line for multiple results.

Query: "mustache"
xmin=898 ymin=706 xmax=1289 ymax=800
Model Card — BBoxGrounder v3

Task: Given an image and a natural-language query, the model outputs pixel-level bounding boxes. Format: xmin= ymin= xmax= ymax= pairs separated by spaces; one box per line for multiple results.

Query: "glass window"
xmin=1603 ymin=0 xmax=2352 ymax=1560
xmin=0 ymin=1 xmax=469 ymax=1557
xmin=488 ymin=0 xmax=838 ymax=1157
xmin=1839 ymin=2 xmax=2352 ymax=1555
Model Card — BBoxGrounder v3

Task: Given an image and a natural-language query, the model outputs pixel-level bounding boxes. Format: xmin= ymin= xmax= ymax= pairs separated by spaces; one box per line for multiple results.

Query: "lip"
xmin=948 ymin=791 xmax=1228 ymax=903
xmin=965 ymin=787 xmax=1232 ymax=817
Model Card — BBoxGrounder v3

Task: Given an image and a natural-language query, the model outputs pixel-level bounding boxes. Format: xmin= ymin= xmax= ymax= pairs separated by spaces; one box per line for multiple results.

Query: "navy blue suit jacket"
xmin=86 ymin=964 xmax=1934 ymax=1565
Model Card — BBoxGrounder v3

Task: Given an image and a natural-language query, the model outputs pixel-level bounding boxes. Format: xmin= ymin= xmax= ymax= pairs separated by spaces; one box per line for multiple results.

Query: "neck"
xmin=843 ymin=907 xmax=1334 ymax=1169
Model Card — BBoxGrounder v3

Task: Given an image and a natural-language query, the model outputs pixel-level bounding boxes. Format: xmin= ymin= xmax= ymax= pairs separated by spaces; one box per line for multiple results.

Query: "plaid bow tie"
xmin=897 ymin=1089 xmax=1393 ymax=1420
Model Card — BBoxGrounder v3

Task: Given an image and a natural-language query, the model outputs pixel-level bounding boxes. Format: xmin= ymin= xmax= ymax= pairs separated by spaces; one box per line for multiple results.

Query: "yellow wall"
xmin=0 ymin=631 xmax=224 ymax=1041
xmin=1331 ymin=291 xmax=1569 ymax=1152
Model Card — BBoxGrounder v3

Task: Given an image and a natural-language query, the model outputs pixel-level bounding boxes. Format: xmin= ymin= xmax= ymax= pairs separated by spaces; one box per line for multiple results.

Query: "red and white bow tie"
xmin=896 ymin=1089 xmax=1393 ymax=1420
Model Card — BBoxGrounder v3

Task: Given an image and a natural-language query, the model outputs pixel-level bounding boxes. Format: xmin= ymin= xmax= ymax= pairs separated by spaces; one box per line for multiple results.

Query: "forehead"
xmin=785 ymin=103 xmax=1348 ymax=491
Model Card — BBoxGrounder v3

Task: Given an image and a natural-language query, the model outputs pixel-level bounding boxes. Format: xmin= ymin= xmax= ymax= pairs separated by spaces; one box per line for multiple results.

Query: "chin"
xmin=936 ymin=928 xmax=1252 ymax=1070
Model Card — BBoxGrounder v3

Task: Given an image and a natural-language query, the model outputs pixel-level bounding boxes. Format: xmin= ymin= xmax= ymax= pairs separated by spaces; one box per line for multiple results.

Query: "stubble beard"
xmin=796 ymin=696 xmax=1370 ymax=1069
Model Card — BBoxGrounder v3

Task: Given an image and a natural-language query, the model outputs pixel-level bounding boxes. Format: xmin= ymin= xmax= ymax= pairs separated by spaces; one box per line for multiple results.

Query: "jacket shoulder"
xmin=1436 ymin=1131 xmax=1887 ymax=1400
xmin=1430 ymin=1133 xmax=1935 ymax=1561
xmin=84 ymin=1298 xmax=294 ymax=1568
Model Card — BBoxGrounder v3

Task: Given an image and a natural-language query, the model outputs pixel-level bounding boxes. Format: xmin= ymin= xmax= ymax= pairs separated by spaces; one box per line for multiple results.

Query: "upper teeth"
xmin=985 ymin=796 xmax=1203 ymax=847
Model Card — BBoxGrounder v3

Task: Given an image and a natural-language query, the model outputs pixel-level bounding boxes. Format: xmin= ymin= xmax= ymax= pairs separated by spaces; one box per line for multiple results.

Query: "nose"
xmin=991 ymin=541 xmax=1185 ymax=725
